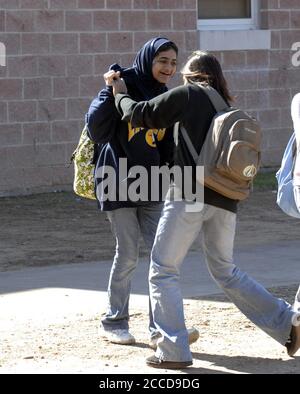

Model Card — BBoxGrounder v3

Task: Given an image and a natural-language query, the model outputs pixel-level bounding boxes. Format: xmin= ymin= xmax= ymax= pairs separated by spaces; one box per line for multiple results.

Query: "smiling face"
xmin=152 ymin=49 xmax=177 ymax=84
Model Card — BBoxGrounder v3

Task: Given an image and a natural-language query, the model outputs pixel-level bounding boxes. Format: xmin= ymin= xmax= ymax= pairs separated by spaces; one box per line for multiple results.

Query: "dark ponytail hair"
xmin=181 ymin=50 xmax=234 ymax=104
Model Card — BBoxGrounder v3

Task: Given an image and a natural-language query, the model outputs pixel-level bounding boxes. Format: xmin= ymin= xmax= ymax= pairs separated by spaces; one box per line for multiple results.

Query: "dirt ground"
xmin=1 ymin=186 xmax=300 ymax=374
xmin=2 ymin=186 xmax=300 ymax=271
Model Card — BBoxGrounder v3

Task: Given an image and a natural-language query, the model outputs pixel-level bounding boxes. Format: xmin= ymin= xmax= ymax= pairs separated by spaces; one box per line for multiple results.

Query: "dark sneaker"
xmin=286 ymin=314 xmax=300 ymax=357
xmin=149 ymin=327 xmax=200 ymax=350
xmin=146 ymin=355 xmax=192 ymax=369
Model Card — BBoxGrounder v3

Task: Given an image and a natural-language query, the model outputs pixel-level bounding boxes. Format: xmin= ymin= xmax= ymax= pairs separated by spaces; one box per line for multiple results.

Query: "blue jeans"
xmin=102 ymin=203 xmax=163 ymax=337
xmin=149 ymin=200 xmax=294 ymax=362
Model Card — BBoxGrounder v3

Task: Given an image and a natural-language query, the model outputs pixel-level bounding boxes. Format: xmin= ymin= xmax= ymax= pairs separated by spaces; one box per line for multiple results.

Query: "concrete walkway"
xmin=1 ymin=240 xmax=299 ymax=327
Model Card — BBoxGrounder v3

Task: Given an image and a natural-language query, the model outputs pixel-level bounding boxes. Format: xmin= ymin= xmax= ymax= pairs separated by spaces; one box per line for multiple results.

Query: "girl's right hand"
xmin=103 ymin=70 xmax=121 ymax=86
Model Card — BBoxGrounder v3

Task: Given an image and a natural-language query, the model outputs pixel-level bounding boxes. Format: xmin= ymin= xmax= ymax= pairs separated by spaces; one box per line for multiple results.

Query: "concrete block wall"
xmin=0 ymin=0 xmax=299 ymax=195
xmin=209 ymin=0 xmax=300 ymax=167
xmin=0 ymin=0 xmax=197 ymax=196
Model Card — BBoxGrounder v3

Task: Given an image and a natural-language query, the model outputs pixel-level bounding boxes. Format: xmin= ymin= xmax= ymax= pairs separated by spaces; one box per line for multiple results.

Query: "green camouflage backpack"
xmin=71 ymin=125 xmax=96 ymax=200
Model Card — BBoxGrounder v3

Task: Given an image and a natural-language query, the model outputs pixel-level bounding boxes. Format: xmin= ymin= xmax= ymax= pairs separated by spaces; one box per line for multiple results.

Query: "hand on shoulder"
xmin=103 ymin=70 xmax=121 ymax=86
xmin=103 ymin=70 xmax=127 ymax=96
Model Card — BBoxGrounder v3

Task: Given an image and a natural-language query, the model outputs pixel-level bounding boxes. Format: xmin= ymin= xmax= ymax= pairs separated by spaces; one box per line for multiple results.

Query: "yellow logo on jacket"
xmin=128 ymin=122 xmax=166 ymax=147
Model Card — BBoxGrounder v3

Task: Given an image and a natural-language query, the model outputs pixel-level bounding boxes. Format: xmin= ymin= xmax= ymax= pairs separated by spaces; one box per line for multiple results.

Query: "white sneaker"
xmin=149 ymin=327 xmax=200 ymax=350
xmin=103 ymin=329 xmax=136 ymax=345
xmin=292 ymin=313 xmax=300 ymax=327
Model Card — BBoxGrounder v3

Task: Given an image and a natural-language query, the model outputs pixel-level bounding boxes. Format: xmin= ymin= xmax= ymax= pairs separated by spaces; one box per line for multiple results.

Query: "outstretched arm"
xmin=114 ymin=85 xmax=189 ymax=130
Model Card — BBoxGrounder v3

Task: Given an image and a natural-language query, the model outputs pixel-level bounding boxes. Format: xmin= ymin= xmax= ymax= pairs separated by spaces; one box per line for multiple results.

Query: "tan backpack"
xmin=178 ymin=84 xmax=261 ymax=200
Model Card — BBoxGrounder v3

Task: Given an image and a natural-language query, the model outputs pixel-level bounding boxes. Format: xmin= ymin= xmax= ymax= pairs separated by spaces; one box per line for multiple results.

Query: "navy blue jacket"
xmin=85 ymin=38 xmax=176 ymax=211
xmin=86 ymin=85 xmax=174 ymax=211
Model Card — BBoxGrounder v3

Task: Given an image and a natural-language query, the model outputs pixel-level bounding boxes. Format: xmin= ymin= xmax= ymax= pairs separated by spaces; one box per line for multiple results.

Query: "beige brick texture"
xmin=0 ymin=1 xmax=299 ymax=195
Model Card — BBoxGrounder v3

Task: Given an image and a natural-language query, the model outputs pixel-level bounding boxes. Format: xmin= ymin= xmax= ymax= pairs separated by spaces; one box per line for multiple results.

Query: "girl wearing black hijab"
xmin=86 ymin=37 xmax=198 ymax=347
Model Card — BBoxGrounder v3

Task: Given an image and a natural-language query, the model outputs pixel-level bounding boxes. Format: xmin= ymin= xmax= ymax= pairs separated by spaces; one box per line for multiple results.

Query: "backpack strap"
xmin=173 ymin=121 xmax=179 ymax=146
xmin=174 ymin=122 xmax=199 ymax=163
xmin=197 ymin=84 xmax=229 ymax=113
xmin=174 ymin=84 xmax=230 ymax=165
xmin=292 ymin=133 xmax=298 ymax=171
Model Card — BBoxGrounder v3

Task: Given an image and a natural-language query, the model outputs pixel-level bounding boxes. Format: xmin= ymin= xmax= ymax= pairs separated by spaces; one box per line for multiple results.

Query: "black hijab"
xmin=110 ymin=37 xmax=177 ymax=100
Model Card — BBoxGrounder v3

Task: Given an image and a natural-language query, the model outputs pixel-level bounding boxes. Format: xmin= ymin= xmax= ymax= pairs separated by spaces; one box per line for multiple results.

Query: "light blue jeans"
xmin=102 ymin=203 xmax=163 ymax=337
xmin=149 ymin=200 xmax=294 ymax=362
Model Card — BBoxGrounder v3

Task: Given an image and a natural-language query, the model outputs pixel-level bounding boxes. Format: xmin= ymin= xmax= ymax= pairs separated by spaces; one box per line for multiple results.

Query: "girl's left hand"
xmin=112 ymin=77 xmax=128 ymax=96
